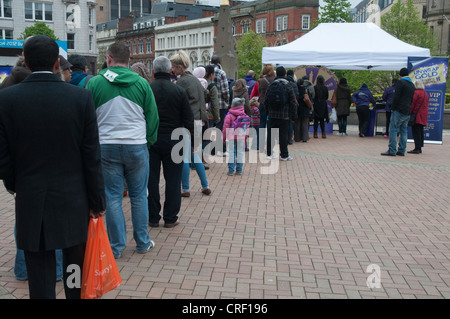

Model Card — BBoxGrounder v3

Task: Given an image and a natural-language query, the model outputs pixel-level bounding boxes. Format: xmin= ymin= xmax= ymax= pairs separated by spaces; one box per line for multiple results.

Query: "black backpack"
xmin=265 ymin=79 xmax=287 ymax=109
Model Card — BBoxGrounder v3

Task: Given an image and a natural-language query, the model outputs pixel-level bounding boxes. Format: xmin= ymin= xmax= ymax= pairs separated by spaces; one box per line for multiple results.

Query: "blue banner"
xmin=0 ymin=39 xmax=68 ymax=58
xmin=407 ymin=57 xmax=449 ymax=144
xmin=0 ymin=66 xmax=13 ymax=84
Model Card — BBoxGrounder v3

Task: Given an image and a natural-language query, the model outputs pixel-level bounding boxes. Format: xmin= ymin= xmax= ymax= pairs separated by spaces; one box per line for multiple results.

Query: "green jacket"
xmin=86 ymin=66 xmax=159 ymax=147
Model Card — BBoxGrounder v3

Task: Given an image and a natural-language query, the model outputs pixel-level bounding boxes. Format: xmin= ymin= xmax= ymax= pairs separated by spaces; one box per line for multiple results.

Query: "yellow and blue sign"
xmin=408 ymin=57 xmax=449 ymax=144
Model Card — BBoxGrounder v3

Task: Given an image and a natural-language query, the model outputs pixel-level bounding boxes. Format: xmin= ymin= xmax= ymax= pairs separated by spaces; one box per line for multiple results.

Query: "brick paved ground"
xmin=1 ymin=126 xmax=450 ymax=299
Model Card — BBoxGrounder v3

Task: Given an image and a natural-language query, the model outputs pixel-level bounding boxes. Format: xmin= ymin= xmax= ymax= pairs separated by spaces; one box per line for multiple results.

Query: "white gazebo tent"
xmin=261 ymin=23 xmax=430 ymax=71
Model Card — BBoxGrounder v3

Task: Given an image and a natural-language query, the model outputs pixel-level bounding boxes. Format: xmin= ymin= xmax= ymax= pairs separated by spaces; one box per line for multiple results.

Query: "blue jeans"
xmin=181 ymin=126 xmax=209 ymax=191
xmin=101 ymin=144 xmax=151 ymax=258
xmin=14 ymin=225 xmax=63 ymax=281
xmin=227 ymin=139 xmax=245 ymax=173
xmin=388 ymin=110 xmax=410 ymax=155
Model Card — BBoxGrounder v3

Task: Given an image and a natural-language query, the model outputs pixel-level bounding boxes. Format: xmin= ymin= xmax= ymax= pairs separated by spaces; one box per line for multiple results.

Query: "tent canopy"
xmin=261 ymin=23 xmax=431 ymax=71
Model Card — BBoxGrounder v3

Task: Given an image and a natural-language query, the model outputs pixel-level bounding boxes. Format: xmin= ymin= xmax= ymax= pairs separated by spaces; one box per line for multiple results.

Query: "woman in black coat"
xmin=294 ymin=78 xmax=312 ymax=142
xmin=313 ymin=75 xmax=329 ymax=138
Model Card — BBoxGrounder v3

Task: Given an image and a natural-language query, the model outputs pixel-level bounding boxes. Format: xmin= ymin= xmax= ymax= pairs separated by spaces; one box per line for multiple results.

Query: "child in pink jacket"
xmin=223 ymin=98 xmax=250 ymax=176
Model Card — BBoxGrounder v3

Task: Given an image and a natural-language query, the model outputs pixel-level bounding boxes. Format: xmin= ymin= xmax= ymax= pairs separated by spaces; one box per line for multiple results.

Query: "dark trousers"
xmin=294 ymin=116 xmax=310 ymax=142
xmin=24 ymin=243 xmax=85 ymax=299
xmin=148 ymin=133 xmax=183 ymax=224
xmin=357 ymin=106 xmax=370 ymax=135
xmin=216 ymin=109 xmax=229 ymax=152
xmin=385 ymin=111 xmax=391 ymax=136
xmin=267 ymin=118 xmax=290 ymax=158
xmin=313 ymin=117 xmax=325 ymax=134
xmin=411 ymin=124 xmax=425 ymax=150
xmin=337 ymin=115 xmax=348 ymax=133
xmin=259 ymin=104 xmax=268 ymax=152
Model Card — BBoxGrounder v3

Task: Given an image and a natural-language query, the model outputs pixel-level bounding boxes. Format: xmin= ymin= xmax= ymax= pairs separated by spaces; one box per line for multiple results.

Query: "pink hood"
xmin=223 ymin=106 xmax=247 ymax=140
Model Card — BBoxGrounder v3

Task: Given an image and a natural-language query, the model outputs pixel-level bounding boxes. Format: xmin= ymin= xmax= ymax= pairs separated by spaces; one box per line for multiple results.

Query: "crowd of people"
xmin=0 ymin=36 xmax=430 ymax=299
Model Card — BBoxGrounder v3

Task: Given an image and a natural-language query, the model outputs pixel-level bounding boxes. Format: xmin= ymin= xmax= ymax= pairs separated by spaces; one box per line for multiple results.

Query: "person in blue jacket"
xmin=382 ymin=79 xmax=397 ymax=138
xmin=352 ymin=83 xmax=376 ymax=137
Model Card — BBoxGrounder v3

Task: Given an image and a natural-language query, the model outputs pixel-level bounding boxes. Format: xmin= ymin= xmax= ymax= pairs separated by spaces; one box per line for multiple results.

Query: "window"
xmin=67 ymin=34 xmax=75 ymax=50
xmin=25 ymin=2 xmax=53 ymax=21
xmin=138 ymin=39 xmax=144 ymax=54
xmin=89 ymin=35 xmax=93 ymax=51
xmin=302 ymin=15 xmax=310 ymax=30
xmin=132 ymin=0 xmax=140 ymax=16
xmin=256 ymin=19 xmax=266 ymax=34
xmin=242 ymin=21 xmax=250 ymax=34
xmin=0 ymin=29 xmax=13 ymax=39
xmin=0 ymin=0 xmax=12 ymax=18
xmin=201 ymin=32 xmax=210 ymax=45
xmin=276 ymin=15 xmax=288 ymax=31
xmin=146 ymin=39 xmax=151 ymax=53
xmin=111 ymin=0 xmax=118 ymax=20
xmin=89 ymin=7 xmax=94 ymax=25
xmin=232 ymin=22 xmax=236 ymax=36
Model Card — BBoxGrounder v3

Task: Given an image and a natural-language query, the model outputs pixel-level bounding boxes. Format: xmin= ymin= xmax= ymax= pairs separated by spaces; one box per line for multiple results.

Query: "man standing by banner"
xmin=381 ymin=68 xmax=415 ymax=157
xmin=407 ymin=57 xmax=449 ymax=144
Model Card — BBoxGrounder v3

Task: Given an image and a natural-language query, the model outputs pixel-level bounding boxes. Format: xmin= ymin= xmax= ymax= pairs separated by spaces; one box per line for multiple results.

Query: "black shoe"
xmin=288 ymin=139 xmax=293 ymax=145
xmin=164 ymin=220 xmax=180 ymax=228
xmin=396 ymin=151 xmax=405 ymax=156
xmin=407 ymin=149 xmax=422 ymax=154
xmin=381 ymin=151 xmax=395 ymax=156
xmin=149 ymin=223 xmax=159 ymax=228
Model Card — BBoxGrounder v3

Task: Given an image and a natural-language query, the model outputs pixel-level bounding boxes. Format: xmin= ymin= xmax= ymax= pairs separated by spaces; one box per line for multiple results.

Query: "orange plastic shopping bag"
xmin=81 ymin=217 xmax=122 ymax=299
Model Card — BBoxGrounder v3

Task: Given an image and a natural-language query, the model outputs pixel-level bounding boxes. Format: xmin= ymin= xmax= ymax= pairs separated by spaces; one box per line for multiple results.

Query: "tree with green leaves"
xmin=18 ymin=21 xmax=59 ymax=41
xmin=381 ymin=0 xmax=439 ymax=54
xmin=235 ymin=30 xmax=267 ymax=79
xmin=312 ymin=0 xmax=353 ymax=28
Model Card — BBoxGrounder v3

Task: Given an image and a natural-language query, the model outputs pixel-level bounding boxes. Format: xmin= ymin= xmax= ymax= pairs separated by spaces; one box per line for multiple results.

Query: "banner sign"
xmin=407 ymin=57 xmax=449 ymax=144
xmin=0 ymin=39 xmax=68 ymax=58
xmin=0 ymin=66 xmax=13 ymax=84
xmin=293 ymin=66 xmax=339 ymax=134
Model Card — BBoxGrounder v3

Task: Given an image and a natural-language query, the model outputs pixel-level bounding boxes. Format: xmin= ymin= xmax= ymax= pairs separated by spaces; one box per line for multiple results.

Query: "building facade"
xmin=108 ymin=1 xmax=217 ymax=74
xmin=230 ymin=0 xmax=319 ymax=47
xmin=425 ymin=0 xmax=450 ymax=55
xmin=155 ymin=17 xmax=215 ymax=70
xmin=0 ymin=0 xmax=97 ymax=72
xmin=97 ymin=0 xmax=320 ymax=76
xmin=96 ymin=0 xmax=152 ymax=23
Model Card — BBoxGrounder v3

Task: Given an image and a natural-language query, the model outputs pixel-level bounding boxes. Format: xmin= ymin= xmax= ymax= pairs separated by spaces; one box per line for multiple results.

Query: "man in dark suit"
xmin=0 ymin=35 xmax=106 ymax=299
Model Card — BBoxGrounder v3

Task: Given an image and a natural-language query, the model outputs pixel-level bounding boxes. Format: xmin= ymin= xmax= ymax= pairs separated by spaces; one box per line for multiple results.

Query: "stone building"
xmin=0 ymin=0 xmax=97 ymax=73
xmin=352 ymin=0 xmax=450 ymax=55
xmin=111 ymin=1 xmax=217 ymax=74
xmin=425 ymin=0 xmax=450 ymax=55
xmin=229 ymin=0 xmax=319 ymax=47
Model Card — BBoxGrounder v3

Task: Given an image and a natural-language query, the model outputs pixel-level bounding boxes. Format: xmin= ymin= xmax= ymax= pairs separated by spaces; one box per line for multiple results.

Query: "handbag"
xmin=81 ymin=217 xmax=122 ymax=299
xmin=331 ymin=91 xmax=337 ymax=107
xmin=304 ymin=89 xmax=313 ymax=108
xmin=408 ymin=95 xmax=425 ymax=126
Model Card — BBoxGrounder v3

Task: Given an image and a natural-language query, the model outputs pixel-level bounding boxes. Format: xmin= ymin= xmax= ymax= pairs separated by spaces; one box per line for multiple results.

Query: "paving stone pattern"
xmin=1 ymin=127 xmax=450 ymax=299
